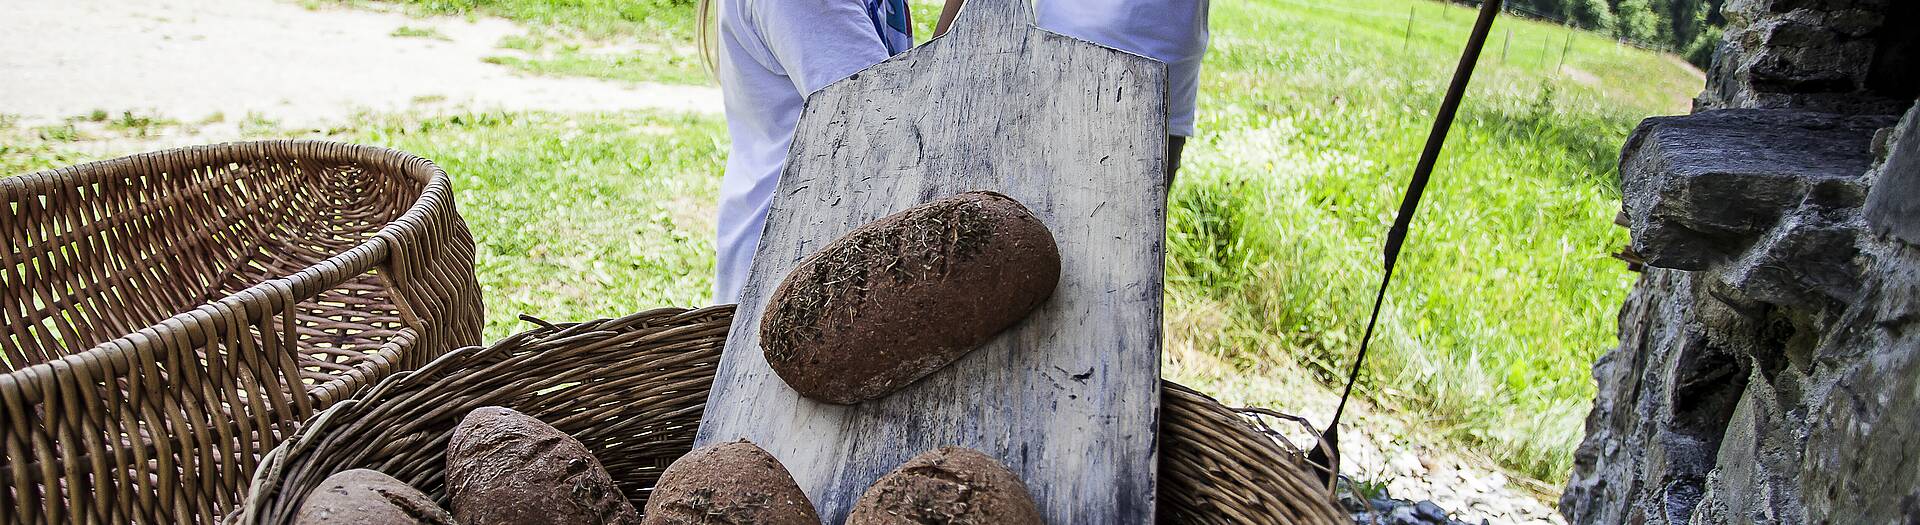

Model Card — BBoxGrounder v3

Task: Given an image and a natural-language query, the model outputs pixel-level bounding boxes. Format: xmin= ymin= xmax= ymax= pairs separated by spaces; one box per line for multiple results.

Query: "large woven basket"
xmin=239 ymin=306 xmax=1344 ymax=524
xmin=1 ymin=141 xmax=483 ymax=523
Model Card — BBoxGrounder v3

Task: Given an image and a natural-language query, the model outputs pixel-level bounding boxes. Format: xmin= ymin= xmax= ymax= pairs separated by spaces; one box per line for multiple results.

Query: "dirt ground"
xmin=0 ymin=0 xmax=720 ymax=127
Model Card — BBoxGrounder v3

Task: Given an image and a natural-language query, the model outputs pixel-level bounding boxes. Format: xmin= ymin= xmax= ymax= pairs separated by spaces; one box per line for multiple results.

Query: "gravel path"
xmin=1176 ymin=358 xmax=1567 ymax=525
xmin=0 ymin=0 xmax=720 ymax=126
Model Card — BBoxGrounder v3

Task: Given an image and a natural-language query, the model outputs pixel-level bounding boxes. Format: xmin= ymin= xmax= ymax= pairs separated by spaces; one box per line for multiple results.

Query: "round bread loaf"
xmin=445 ymin=406 xmax=639 ymax=525
xmin=293 ymin=468 xmax=454 ymax=525
xmin=845 ymin=446 xmax=1043 ymax=524
xmin=640 ymin=440 xmax=819 ymax=525
xmin=760 ymin=191 xmax=1060 ymax=404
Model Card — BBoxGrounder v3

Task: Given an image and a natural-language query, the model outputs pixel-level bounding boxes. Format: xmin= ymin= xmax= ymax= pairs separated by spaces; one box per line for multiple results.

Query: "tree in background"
xmin=1568 ymin=0 xmax=1615 ymax=31
xmin=1674 ymin=0 xmax=1726 ymax=67
xmin=1662 ymin=0 xmax=1723 ymax=45
xmin=1612 ymin=0 xmax=1665 ymax=43
xmin=1454 ymin=0 xmax=1723 ymax=66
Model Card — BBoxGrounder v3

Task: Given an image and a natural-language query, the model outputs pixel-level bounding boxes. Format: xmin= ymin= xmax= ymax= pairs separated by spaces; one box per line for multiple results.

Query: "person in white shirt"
xmin=939 ymin=0 xmax=1211 ymax=182
xmin=701 ymin=0 xmax=912 ymax=304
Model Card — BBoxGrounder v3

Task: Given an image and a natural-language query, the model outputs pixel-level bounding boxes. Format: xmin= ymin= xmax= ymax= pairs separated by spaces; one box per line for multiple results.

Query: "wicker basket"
xmin=238 ymin=306 xmax=1344 ymax=524
xmin=1 ymin=141 xmax=483 ymax=523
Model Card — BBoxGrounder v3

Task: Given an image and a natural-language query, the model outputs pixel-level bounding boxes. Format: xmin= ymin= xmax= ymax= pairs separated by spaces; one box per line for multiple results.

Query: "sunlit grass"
xmin=484 ymin=37 xmax=706 ymax=86
xmin=348 ymin=111 xmax=726 ymax=340
xmin=336 ymin=0 xmax=712 ymax=86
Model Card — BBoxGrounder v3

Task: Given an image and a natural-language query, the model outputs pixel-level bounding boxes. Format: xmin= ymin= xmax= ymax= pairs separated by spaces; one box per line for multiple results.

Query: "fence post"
xmin=1559 ymin=27 xmax=1574 ymax=69
xmin=1404 ymin=5 xmax=1415 ymax=52
xmin=1541 ymin=36 xmax=1550 ymax=70
xmin=1501 ymin=28 xmax=1511 ymax=63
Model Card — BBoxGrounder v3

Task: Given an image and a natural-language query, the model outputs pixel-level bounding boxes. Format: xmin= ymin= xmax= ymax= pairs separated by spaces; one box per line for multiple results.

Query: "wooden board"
xmin=693 ymin=1 xmax=1167 ymax=523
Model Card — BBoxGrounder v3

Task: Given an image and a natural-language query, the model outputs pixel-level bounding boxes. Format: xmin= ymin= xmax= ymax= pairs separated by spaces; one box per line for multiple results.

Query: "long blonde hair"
xmin=696 ymin=0 xmax=717 ymax=76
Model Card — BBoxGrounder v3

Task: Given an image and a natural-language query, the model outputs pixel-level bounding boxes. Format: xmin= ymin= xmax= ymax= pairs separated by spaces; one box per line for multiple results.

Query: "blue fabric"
xmin=867 ymin=0 xmax=913 ymax=55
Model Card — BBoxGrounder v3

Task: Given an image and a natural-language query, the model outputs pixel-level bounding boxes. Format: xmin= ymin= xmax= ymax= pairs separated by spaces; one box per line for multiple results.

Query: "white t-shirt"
xmin=1037 ymin=0 xmax=1210 ymax=137
xmin=712 ymin=0 xmax=894 ymax=303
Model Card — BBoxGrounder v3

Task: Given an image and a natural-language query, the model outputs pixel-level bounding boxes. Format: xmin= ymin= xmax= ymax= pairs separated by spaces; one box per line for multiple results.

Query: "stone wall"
xmin=1562 ymin=0 xmax=1920 ymax=521
xmin=1698 ymin=0 xmax=1917 ymax=114
xmin=1559 ymin=105 xmax=1920 ymax=524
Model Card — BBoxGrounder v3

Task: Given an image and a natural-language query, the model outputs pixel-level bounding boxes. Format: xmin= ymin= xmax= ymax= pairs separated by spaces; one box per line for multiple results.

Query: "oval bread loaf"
xmin=760 ymin=191 xmax=1061 ymax=404
xmin=640 ymin=439 xmax=819 ymax=525
xmin=845 ymin=446 xmax=1043 ymax=525
xmin=293 ymin=468 xmax=454 ymax=525
xmin=446 ymin=406 xmax=640 ymax=525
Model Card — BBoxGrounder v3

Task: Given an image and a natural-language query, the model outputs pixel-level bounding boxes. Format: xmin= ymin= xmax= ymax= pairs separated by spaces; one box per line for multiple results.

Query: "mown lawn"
xmin=3 ymin=0 xmax=1701 ymax=483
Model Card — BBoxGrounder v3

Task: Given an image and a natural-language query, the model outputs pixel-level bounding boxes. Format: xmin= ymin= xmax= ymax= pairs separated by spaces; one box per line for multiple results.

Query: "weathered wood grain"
xmin=694 ymin=1 xmax=1168 ymax=523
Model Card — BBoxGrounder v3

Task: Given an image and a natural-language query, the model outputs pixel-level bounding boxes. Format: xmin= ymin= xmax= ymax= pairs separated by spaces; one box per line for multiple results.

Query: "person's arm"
xmin=934 ymin=0 xmax=965 ymax=37
xmin=756 ymin=0 xmax=894 ymax=94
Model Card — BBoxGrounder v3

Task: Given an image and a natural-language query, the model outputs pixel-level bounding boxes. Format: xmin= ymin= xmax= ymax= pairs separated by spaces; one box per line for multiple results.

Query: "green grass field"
xmin=359 ymin=0 xmax=710 ymax=85
xmin=3 ymin=0 xmax=1701 ymax=484
xmin=1170 ymin=0 xmax=1696 ymax=481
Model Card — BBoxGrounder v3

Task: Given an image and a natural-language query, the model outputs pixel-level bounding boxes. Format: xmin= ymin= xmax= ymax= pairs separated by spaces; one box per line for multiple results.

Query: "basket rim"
xmin=2 ymin=139 xmax=436 ymax=191
xmin=0 ymin=140 xmax=456 ymax=403
xmin=237 ymin=305 xmax=740 ymax=523
xmin=237 ymin=306 xmax=1348 ymax=525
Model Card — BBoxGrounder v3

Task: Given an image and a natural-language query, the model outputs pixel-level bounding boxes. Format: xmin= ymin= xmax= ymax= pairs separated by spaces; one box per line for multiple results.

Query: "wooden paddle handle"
xmin=945 ymin=0 xmax=1033 ymax=45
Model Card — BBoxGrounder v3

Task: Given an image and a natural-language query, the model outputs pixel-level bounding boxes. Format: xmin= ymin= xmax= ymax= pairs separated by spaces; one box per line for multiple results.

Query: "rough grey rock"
xmin=1335 ymin=477 xmax=1486 ymax=525
xmin=1697 ymin=0 xmax=1912 ymax=115
xmin=1390 ymin=506 xmax=1428 ymax=525
xmin=1865 ymin=102 xmax=1920 ymax=244
xmin=1563 ymin=101 xmax=1920 ymax=524
xmin=1618 ymin=110 xmax=1891 ymax=273
xmin=1413 ymin=500 xmax=1448 ymax=521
